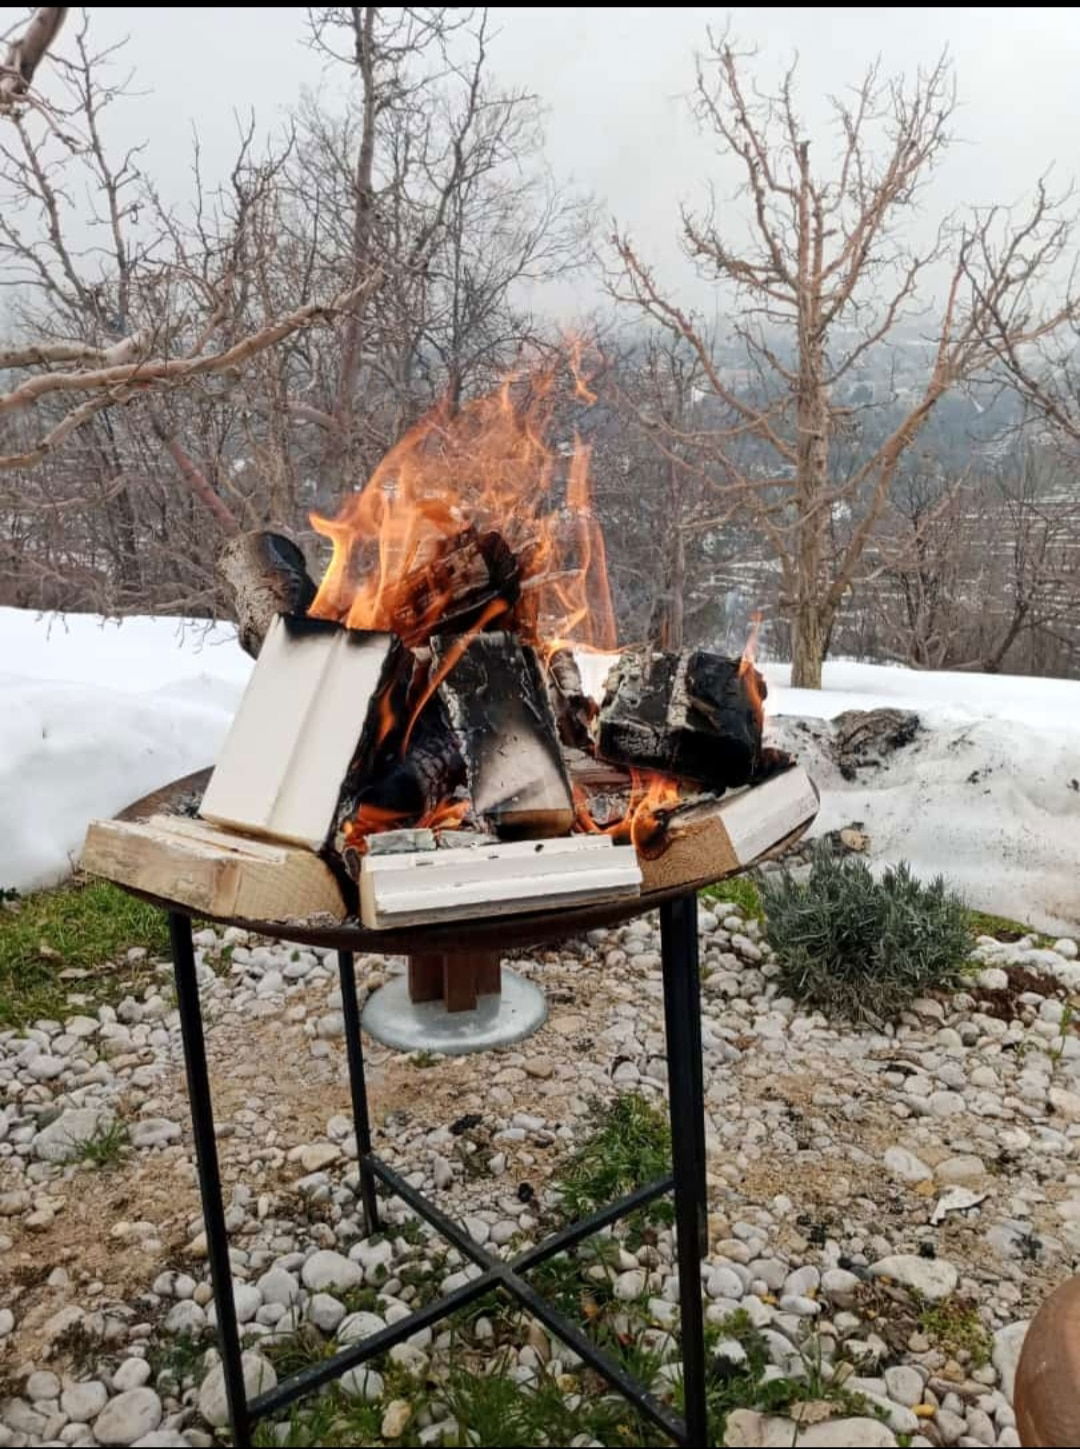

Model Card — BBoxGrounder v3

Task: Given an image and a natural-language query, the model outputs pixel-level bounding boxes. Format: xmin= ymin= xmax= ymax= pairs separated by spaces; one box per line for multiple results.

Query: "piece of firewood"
xmin=218 ymin=531 xmax=316 ymax=657
xmin=80 ymin=814 xmax=346 ymax=923
xmin=200 ymin=615 xmax=399 ymax=850
xmin=639 ymin=765 xmax=818 ymax=892
xmin=332 ymin=648 xmax=468 ymax=869
xmin=359 ymin=834 xmax=641 ymax=929
xmin=384 ymin=526 xmax=520 ymax=646
xmin=545 ymin=647 xmax=598 ymax=750
xmin=433 ymin=632 xmax=574 ymax=838
xmin=597 ymin=647 xmax=765 ymax=790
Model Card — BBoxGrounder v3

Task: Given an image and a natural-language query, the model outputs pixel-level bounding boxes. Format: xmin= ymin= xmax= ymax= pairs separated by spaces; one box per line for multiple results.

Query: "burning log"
xmin=331 ymin=649 xmax=469 ymax=875
xmin=638 ymin=765 xmax=819 ymax=892
xmin=597 ymin=648 xmax=766 ymax=792
xmin=199 ymin=614 xmax=400 ymax=850
xmin=218 ymin=531 xmax=317 ymax=658
xmin=545 ymin=647 xmax=598 ymax=751
xmin=384 ymin=526 xmax=520 ymax=646
xmin=433 ymin=631 xmax=574 ymax=839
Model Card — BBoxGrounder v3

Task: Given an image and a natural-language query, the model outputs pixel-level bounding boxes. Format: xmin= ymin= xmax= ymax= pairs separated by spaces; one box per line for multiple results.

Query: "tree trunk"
xmin=791 ymin=598 xmax=827 ymax=689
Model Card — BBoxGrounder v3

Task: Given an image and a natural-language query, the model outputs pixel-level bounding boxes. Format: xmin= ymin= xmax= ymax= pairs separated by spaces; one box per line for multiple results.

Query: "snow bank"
xmin=1 ymin=610 xmax=1077 ymax=933
xmin=0 ymin=609 xmax=251 ymax=892
xmin=764 ymin=660 xmax=1080 ymax=936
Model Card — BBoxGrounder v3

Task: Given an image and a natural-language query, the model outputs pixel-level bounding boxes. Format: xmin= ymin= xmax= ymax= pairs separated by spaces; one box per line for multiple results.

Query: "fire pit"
xmin=78 ymin=359 xmax=819 ymax=1444
xmin=90 ymin=766 xmax=812 ymax=1449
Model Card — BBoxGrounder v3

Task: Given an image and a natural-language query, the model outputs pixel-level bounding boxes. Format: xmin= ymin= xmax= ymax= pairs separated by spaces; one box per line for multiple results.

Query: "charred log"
xmin=597 ymin=648 xmax=765 ymax=791
xmin=218 ymin=530 xmax=316 ymax=657
xmin=385 ymin=526 xmax=520 ymax=646
xmin=544 ymin=647 xmax=598 ymax=751
xmin=433 ymin=631 xmax=574 ymax=839
xmin=333 ymin=648 xmax=468 ymax=876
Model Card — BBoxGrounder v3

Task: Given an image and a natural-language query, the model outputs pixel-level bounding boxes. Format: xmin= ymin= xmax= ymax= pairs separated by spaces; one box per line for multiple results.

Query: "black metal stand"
xmin=168 ymin=894 xmax=709 ymax=1447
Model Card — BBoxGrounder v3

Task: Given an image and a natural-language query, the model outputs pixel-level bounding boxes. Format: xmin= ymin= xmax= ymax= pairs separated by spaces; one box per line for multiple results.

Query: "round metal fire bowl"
xmin=360 ymin=967 xmax=547 ymax=1055
xmin=115 ymin=768 xmax=814 ymax=955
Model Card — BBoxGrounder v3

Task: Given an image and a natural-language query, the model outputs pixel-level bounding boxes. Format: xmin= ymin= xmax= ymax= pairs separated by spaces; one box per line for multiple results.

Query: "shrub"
xmin=761 ymin=848 xmax=972 ymax=1023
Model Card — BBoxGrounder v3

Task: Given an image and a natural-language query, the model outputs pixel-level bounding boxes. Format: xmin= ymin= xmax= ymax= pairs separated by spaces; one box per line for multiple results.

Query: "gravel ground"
xmin=2 ymin=894 xmax=1080 ymax=1447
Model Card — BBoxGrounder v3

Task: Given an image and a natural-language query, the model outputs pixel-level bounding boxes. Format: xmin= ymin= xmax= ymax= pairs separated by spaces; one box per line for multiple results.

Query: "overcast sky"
xmin=6 ymin=6 xmax=1080 ymax=314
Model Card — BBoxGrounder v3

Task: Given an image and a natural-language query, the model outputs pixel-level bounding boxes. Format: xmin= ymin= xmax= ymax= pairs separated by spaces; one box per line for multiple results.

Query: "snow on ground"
xmin=0 ymin=609 xmax=251 ymax=892
xmin=762 ymin=660 xmax=1080 ymax=936
xmin=1 ymin=609 xmax=1078 ymax=932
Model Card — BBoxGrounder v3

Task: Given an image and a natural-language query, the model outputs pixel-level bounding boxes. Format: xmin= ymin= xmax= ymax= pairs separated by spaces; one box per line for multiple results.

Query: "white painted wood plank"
xmin=361 ymin=863 xmax=641 ymax=928
xmin=200 ymin=615 xmax=392 ymax=850
xmin=717 ymin=765 xmax=818 ymax=865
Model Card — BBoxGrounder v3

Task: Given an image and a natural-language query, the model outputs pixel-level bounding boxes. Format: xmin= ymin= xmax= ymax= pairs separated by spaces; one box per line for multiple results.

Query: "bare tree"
xmin=0 ymin=13 xmax=381 ymax=484
xmin=0 ymin=7 xmax=590 ymax=619
xmin=609 ymin=33 xmax=1079 ymax=686
xmin=0 ymin=5 xmax=66 ymax=113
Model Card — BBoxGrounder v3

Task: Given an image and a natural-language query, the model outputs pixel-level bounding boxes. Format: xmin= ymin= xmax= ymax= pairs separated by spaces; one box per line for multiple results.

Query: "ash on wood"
xmin=385 ymin=526 xmax=520 ymax=646
xmin=597 ymin=647 xmax=764 ymax=791
xmin=218 ymin=531 xmax=316 ymax=658
xmin=333 ymin=649 xmax=468 ymax=874
xmin=433 ymin=632 xmax=573 ymax=839
xmin=545 ymin=647 xmax=598 ymax=751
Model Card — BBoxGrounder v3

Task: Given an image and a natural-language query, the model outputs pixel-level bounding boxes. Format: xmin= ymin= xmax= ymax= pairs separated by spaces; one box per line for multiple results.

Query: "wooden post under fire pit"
xmin=407 ymin=951 xmax=503 ymax=1012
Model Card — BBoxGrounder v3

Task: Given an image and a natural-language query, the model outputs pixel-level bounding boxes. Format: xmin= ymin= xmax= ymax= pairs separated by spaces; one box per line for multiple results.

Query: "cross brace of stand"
xmin=167 ymin=894 xmax=709 ymax=1446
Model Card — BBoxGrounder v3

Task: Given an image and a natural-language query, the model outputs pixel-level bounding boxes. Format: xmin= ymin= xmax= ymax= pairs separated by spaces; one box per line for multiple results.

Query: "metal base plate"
xmin=360 ymin=968 xmax=547 ymax=1056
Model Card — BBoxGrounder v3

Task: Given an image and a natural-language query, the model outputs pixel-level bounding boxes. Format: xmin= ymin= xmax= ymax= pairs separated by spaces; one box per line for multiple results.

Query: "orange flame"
xmin=572 ymin=767 xmax=681 ymax=849
xmin=738 ymin=611 xmax=765 ymax=729
xmin=308 ymin=353 xmax=616 ymax=653
xmin=343 ymin=796 xmax=472 ymax=855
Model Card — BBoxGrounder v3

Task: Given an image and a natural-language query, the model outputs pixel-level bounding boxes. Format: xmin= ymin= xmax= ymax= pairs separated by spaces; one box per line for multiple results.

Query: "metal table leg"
xmin=660 ymin=894 xmax=709 ymax=1446
xmin=169 ymin=912 xmax=251 ymax=1447
xmin=166 ymin=897 xmax=711 ymax=1447
xmin=337 ymin=949 xmax=380 ymax=1234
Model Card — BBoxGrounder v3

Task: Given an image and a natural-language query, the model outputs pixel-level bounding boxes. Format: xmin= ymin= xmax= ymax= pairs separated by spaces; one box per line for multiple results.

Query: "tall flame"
xmin=308 ymin=355 xmax=616 ymax=652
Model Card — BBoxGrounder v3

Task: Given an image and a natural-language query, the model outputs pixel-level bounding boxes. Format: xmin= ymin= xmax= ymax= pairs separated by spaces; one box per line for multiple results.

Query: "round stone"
xmin=61 ymin=1381 xmax=108 ymax=1423
xmin=301 ymin=1250 xmax=363 ymax=1293
xmin=340 ymin=1366 xmax=384 ymax=1401
xmin=26 ymin=1370 xmax=61 ymax=1401
xmin=111 ymin=1360 xmax=151 ymax=1393
xmin=308 ymin=1293 xmax=346 ymax=1333
xmin=91 ymin=1387 xmax=163 ymax=1445
xmin=197 ymin=1354 xmax=276 ymax=1429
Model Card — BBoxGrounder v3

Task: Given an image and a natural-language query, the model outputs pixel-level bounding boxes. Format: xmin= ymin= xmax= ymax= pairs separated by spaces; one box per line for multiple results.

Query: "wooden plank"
xmin=640 ymin=766 xmax=818 ymax=893
xmin=358 ymin=836 xmax=641 ymax=929
xmin=407 ymin=954 xmax=445 ymax=1003
xmin=200 ymin=614 xmax=396 ymax=850
xmin=80 ymin=816 xmax=346 ymax=923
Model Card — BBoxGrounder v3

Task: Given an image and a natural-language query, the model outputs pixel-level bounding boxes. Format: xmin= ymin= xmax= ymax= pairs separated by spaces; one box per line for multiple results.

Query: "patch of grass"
xmin=966 ymin=909 xmax=1050 ymax=946
xmin=918 ymin=1298 xmax=992 ymax=1367
xmin=409 ymin=1049 xmax=440 ymax=1069
xmin=761 ymin=848 xmax=973 ymax=1024
xmin=67 ymin=1118 xmax=130 ymax=1170
xmin=703 ymin=1311 xmax=868 ymax=1443
xmin=147 ymin=1329 xmax=211 ymax=1388
xmin=260 ymin=1323 xmax=342 ymax=1379
xmin=0 ymin=877 xmax=170 ymax=1027
xmin=555 ymin=1094 xmax=672 ymax=1223
xmin=702 ymin=873 xmax=763 ymax=921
